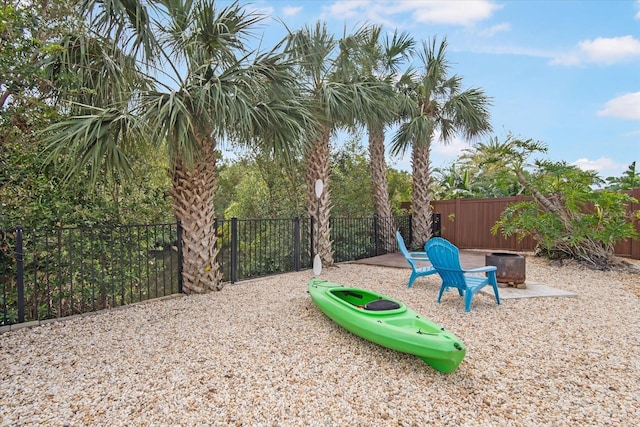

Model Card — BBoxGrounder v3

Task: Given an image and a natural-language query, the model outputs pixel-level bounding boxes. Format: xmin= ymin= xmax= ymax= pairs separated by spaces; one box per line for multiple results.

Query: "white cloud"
xmin=597 ymin=92 xmax=640 ymax=120
xmin=408 ymin=0 xmax=502 ymax=26
xmin=244 ymin=4 xmax=275 ymax=19
xmin=462 ymin=43 xmax=553 ymax=58
xmin=572 ymin=157 xmax=628 ymax=178
xmin=580 ymin=36 xmax=640 ymax=64
xmin=432 ymin=138 xmax=473 ymax=157
xmin=552 ymin=35 xmax=640 ymax=66
xmin=282 ymin=6 xmax=302 ymax=17
xmin=551 ymin=52 xmax=581 ymax=66
xmin=478 ymin=22 xmax=510 ymax=37
xmin=324 ymin=0 xmax=500 ymax=27
xmin=636 ymin=0 xmax=640 ymax=19
xmin=326 ymin=0 xmax=370 ymax=19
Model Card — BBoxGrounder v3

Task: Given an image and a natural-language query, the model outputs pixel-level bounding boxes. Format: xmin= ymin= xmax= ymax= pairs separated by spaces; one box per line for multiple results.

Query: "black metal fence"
xmin=1 ymin=215 xmax=426 ymax=327
xmin=215 ymin=217 xmax=310 ymax=283
xmin=213 ymin=215 xmax=413 ymax=282
xmin=1 ymin=223 xmax=182 ymax=326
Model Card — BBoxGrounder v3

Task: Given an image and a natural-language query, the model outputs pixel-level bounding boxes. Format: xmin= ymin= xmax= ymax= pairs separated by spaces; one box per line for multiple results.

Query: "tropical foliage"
xmin=0 ymin=131 xmax=173 ymax=230
xmin=490 ymin=138 xmax=638 ymax=270
xmin=1 ymin=0 xmax=172 ymax=229
xmin=4 ymin=0 xmax=637 ymax=295
xmin=431 ymin=135 xmax=527 ymax=199
xmin=432 ymin=136 xmax=638 ymax=199
xmin=41 ymin=0 xmax=314 ymax=293
xmin=0 ymin=0 xmax=75 ymax=112
xmin=390 ymin=37 xmax=492 ymax=247
xmin=340 ymin=26 xmax=416 ymax=251
xmin=283 ymin=22 xmax=394 ymax=267
xmin=217 ymin=133 xmax=411 ymax=219
xmin=605 ymin=161 xmax=640 ymax=191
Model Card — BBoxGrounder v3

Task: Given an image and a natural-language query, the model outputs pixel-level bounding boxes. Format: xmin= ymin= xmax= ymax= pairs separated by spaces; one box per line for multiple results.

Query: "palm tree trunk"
xmin=516 ymin=170 xmax=574 ymax=229
xmin=411 ymin=142 xmax=433 ymax=247
xmin=306 ymin=127 xmax=334 ymax=266
xmin=368 ymin=124 xmax=396 ymax=252
xmin=170 ymin=136 xmax=222 ymax=293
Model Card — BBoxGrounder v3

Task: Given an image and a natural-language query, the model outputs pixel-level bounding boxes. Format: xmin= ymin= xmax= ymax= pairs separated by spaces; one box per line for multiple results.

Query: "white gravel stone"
xmin=1 ymin=256 xmax=639 ymax=426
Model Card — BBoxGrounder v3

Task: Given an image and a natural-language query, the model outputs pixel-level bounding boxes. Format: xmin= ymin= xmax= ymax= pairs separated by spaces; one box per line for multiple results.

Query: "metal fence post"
xmin=294 ymin=217 xmax=301 ymax=271
xmin=432 ymin=213 xmax=442 ymax=237
xmin=373 ymin=215 xmax=380 ymax=256
xmin=15 ymin=225 xmax=25 ymax=323
xmin=309 ymin=216 xmax=314 ymax=269
xmin=177 ymin=220 xmax=184 ymax=294
xmin=231 ymin=218 xmax=238 ymax=283
xmin=408 ymin=214 xmax=413 ymax=246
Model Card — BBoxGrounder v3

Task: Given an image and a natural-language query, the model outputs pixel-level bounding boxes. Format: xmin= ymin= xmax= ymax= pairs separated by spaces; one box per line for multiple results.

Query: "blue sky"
xmin=222 ymin=0 xmax=640 ymax=179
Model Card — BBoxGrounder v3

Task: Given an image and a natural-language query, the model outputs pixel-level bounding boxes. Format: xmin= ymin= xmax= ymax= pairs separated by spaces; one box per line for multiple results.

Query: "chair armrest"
xmin=465 ymin=265 xmax=497 ymax=273
xmin=408 ymin=252 xmax=429 ymax=261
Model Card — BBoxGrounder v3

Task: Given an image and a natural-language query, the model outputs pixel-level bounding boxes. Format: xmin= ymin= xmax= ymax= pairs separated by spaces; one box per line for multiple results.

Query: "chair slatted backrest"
xmin=396 ymin=231 xmax=436 ymax=288
xmin=396 ymin=231 xmax=418 ymax=269
xmin=425 ymin=238 xmax=467 ymax=290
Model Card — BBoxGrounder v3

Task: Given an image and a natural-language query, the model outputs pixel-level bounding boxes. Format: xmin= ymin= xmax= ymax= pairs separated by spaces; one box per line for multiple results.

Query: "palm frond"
xmin=392 ymin=34 xmax=492 ymax=154
xmin=446 ymin=88 xmax=493 ymax=139
xmin=383 ymin=30 xmax=416 ymax=73
xmin=41 ymin=32 xmax=150 ymax=109
xmin=284 ymin=21 xmax=336 ymax=86
xmin=140 ymin=90 xmax=202 ymax=168
xmin=43 ymin=106 xmax=142 ymax=184
xmin=82 ymin=0 xmax=158 ymax=60
xmin=390 ymin=115 xmax=435 ymax=157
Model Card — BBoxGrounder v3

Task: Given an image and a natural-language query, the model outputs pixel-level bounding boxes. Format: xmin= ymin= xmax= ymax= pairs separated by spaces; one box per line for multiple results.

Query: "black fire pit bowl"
xmin=485 ymin=252 xmax=526 ymax=285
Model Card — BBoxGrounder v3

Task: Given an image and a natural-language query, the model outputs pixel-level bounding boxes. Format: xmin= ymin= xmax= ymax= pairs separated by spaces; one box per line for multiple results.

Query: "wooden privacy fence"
xmin=431 ymin=188 xmax=640 ymax=260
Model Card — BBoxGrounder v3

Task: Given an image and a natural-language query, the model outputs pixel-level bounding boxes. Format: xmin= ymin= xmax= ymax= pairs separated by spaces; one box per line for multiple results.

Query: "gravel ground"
xmin=1 ymin=255 xmax=639 ymax=426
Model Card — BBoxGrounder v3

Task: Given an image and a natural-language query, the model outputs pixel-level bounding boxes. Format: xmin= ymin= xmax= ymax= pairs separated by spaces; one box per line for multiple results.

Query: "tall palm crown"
xmin=43 ymin=0 xmax=313 ymax=293
xmin=284 ymin=22 xmax=393 ymax=267
xmin=391 ymin=37 xmax=492 ymax=246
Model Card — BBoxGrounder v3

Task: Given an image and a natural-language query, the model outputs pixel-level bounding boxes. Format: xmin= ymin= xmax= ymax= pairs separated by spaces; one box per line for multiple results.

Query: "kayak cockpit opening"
xmin=330 ymin=289 xmax=402 ymax=311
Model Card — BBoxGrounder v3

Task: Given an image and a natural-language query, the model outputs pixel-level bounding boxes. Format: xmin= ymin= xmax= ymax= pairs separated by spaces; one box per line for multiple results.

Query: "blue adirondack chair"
xmin=396 ymin=231 xmax=437 ymax=288
xmin=425 ymin=237 xmax=501 ymax=312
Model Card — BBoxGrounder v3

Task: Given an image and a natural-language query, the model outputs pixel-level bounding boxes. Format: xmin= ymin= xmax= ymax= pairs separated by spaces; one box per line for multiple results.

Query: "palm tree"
xmin=459 ymin=135 xmax=527 ymax=197
xmin=284 ymin=22 xmax=392 ymax=267
xmin=431 ymin=163 xmax=475 ymax=199
xmin=391 ymin=37 xmax=492 ymax=246
xmin=351 ymin=26 xmax=415 ymax=252
xmin=42 ymin=0 xmax=314 ymax=293
xmin=605 ymin=161 xmax=640 ymax=190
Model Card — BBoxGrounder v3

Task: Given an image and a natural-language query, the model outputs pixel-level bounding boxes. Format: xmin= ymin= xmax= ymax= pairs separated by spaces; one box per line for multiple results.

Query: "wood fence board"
xmin=431 ymin=188 xmax=639 ymax=259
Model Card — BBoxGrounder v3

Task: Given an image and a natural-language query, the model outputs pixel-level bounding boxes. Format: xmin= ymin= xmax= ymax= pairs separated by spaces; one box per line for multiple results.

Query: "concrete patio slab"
xmin=350 ymin=251 xmax=487 ymax=270
xmin=479 ymin=282 xmax=577 ymax=299
xmin=350 ymin=253 xmax=577 ymax=299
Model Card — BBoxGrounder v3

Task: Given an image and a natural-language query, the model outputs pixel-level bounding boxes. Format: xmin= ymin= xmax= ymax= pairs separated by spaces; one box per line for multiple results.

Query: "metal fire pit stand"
xmin=485 ymin=252 xmax=527 ymax=289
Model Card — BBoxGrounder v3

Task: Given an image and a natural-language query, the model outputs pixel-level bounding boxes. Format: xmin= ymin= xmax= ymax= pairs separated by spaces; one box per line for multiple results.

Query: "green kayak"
xmin=308 ymin=278 xmax=466 ymax=373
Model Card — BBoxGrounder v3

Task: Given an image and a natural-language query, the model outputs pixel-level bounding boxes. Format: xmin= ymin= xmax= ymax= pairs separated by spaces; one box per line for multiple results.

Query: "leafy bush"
xmin=490 ymin=138 xmax=638 ymax=270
